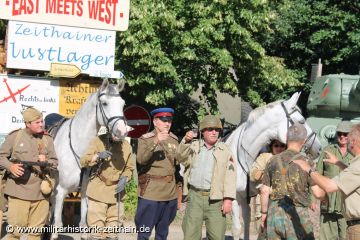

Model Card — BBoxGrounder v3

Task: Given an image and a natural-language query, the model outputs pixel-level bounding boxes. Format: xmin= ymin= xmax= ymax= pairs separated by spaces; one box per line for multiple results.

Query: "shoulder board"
xmin=169 ymin=132 xmax=178 ymax=140
xmin=141 ymin=132 xmax=156 ymax=139
xmin=217 ymin=142 xmax=230 ymax=151
xmin=8 ymin=128 xmax=22 ymax=135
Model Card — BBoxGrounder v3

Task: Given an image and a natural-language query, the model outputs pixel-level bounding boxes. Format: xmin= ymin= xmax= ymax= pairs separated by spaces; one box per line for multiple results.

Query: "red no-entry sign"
xmin=124 ymin=105 xmax=151 ymax=138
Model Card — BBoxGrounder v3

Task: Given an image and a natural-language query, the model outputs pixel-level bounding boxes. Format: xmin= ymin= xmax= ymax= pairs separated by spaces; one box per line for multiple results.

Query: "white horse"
xmin=51 ymin=79 xmax=131 ymax=239
xmin=226 ymin=92 xmax=322 ymax=240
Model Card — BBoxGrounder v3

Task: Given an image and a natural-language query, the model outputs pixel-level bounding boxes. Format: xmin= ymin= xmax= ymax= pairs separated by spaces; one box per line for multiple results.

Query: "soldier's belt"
xmin=347 ymin=219 xmax=360 ymax=227
xmin=189 ymin=185 xmax=210 ymax=196
xmin=98 ymin=174 xmax=118 ymax=186
xmin=147 ymin=174 xmax=173 ymax=183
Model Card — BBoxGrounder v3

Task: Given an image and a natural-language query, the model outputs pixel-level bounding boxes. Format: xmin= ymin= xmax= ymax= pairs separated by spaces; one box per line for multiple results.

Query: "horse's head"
xmin=275 ymin=92 xmax=322 ymax=158
xmin=96 ymin=78 xmax=132 ymax=140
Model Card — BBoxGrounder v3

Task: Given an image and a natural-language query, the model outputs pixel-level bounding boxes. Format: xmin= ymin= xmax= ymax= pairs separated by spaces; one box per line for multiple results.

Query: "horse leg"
xmin=80 ymin=171 xmax=90 ymax=240
xmin=239 ymin=194 xmax=251 ymax=240
xmin=51 ymin=186 xmax=67 ymax=240
xmin=231 ymin=195 xmax=241 ymax=240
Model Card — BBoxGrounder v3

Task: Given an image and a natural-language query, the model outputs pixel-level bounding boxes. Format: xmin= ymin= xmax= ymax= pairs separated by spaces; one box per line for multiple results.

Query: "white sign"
xmin=0 ymin=0 xmax=129 ymax=31
xmin=0 ymin=74 xmax=60 ymax=134
xmin=90 ymin=70 xmax=124 ymax=79
xmin=6 ymin=21 xmax=116 ymax=74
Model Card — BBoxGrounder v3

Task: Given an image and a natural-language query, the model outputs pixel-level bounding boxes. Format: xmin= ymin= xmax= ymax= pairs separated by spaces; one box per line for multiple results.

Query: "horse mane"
xmin=247 ymin=100 xmax=282 ymax=125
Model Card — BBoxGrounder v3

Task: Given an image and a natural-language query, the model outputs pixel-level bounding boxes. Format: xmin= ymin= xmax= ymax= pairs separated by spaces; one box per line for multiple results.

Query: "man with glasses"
xmin=176 ymin=115 xmax=236 ymax=240
xmin=315 ymin=121 xmax=353 ymax=240
xmin=135 ymin=107 xmax=181 ymax=240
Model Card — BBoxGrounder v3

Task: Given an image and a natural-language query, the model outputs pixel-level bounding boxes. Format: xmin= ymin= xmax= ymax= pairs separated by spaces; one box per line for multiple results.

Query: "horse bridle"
xmin=96 ymin=92 xmax=126 ymax=134
xmin=280 ymin=101 xmax=317 ymax=154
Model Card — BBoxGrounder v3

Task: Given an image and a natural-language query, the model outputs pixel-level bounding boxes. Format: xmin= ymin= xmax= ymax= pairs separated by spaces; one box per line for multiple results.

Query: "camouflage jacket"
xmin=262 ymin=149 xmax=314 ymax=207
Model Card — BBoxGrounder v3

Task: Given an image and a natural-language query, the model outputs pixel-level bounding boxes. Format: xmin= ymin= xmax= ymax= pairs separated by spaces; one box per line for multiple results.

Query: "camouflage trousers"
xmin=267 ymin=199 xmax=314 ymax=240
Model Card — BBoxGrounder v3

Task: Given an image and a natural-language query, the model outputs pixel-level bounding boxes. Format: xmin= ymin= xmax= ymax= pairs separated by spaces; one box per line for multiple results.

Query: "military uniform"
xmin=332 ymin=155 xmax=360 ymax=240
xmin=262 ymin=149 xmax=315 ymax=240
xmin=316 ymin=144 xmax=353 ymax=240
xmin=0 ymin=128 xmax=58 ymax=240
xmin=177 ymin=139 xmax=236 ymax=240
xmin=135 ymin=130 xmax=180 ymax=240
xmin=80 ymin=135 xmax=134 ymax=240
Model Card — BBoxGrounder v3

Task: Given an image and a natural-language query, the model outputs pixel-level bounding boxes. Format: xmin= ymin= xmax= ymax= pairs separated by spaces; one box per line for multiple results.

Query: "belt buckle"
xmin=201 ymin=191 xmax=209 ymax=196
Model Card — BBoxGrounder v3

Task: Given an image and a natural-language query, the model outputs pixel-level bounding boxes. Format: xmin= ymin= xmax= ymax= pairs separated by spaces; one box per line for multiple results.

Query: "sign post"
xmin=124 ymin=105 xmax=151 ymax=138
xmin=50 ymin=63 xmax=81 ymax=78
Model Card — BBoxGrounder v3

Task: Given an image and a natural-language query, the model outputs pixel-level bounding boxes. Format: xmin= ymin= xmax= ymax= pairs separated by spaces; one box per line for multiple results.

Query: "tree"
xmin=116 ymin=0 xmax=302 ymax=130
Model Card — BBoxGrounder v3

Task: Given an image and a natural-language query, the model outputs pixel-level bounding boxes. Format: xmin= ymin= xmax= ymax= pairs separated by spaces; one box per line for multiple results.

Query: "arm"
xmin=293 ymin=160 xmax=340 ymax=193
xmin=260 ymin=185 xmax=270 ymax=228
xmin=175 ymin=132 xmax=196 ymax=167
xmin=0 ymin=133 xmax=24 ymax=177
xmin=323 ymin=151 xmax=348 ymax=170
xmin=122 ymin=142 xmax=135 ymax=180
xmin=80 ymin=138 xmax=100 ymax=168
xmin=136 ymin=137 xmax=158 ymax=165
xmin=222 ymin=153 xmax=237 ymax=214
xmin=44 ymin=136 xmax=58 ymax=169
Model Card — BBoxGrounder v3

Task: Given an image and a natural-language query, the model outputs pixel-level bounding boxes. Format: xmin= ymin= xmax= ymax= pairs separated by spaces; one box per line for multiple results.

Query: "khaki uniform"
xmin=0 ymin=128 xmax=58 ymax=240
xmin=333 ymin=155 xmax=360 ymax=239
xmin=250 ymin=152 xmax=274 ymax=184
xmin=262 ymin=149 xmax=315 ymax=240
xmin=80 ymin=135 xmax=134 ymax=239
xmin=176 ymin=139 xmax=236 ymax=240
xmin=316 ymin=144 xmax=353 ymax=240
xmin=136 ymin=130 xmax=179 ymax=201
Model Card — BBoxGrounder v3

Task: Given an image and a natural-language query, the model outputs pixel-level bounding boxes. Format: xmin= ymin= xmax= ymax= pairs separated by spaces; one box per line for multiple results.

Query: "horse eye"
xmin=102 ymin=102 xmax=108 ymax=106
xmin=298 ymin=119 xmax=305 ymax=124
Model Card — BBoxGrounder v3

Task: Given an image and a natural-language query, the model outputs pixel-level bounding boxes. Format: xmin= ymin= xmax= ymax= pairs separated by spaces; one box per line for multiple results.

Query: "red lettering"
xmin=46 ymin=0 xmax=56 ymax=13
xmin=12 ymin=0 xmax=35 ymax=15
xmin=57 ymin=0 xmax=64 ymax=13
xmin=88 ymin=0 xmax=117 ymax=25
xmin=76 ymin=0 xmax=83 ymax=16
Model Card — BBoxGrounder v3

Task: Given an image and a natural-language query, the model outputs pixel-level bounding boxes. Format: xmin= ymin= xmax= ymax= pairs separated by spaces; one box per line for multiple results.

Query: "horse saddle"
xmin=44 ymin=113 xmax=68 ymax=138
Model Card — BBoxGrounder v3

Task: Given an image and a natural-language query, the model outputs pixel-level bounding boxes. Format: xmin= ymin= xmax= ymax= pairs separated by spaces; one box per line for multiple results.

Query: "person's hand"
xmin=9 ymin=163 xmax=24 ymax=177
xmin=184 ymin=130 xmax=195 ymax=143
xmin=221 ymin=198 xmax=232 ymax=215
xmin=97 ymin=151 xmax=112 ymax=160
xmin=323 ymin=151 xmax=339 ymax=165
xmin=309 ymin=202 xmax=317 ymax=212
xmin=38 ymin=154 xmax=47 ymax=162
xmin=293 ymin=160 xmax=311 ymax=173
xmin=156 ymin=131 xmax=169 ymax=142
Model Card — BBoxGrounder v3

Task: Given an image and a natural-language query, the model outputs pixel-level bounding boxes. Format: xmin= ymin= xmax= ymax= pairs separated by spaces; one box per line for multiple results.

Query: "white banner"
xmin=0 ymin=0 xmax=129 ymax=31
xmin=6 ymin=21 xmax=116 ymax=74
xmin=0 ymin=74 xmax=60 ymax=134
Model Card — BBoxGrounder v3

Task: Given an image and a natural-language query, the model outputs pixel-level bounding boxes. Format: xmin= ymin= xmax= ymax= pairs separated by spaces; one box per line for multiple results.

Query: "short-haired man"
xmin=0 ymin=107 xmax=58 ymax=240
xmin=176 ymin=115 xmax=236 ymax=240
xmin=315 ymin=121 xmax=353 ymax=240
xmin=260 ymin=123 xmax=317 ymax=240
xmin=135 ymin=107 xmax=181 ymax=240
xmin=294 ymin=123 xmax=360 ymax=240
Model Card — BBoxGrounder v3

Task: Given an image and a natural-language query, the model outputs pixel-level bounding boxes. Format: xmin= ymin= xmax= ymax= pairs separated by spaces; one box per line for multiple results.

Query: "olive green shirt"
xmin=137 ymin=130 xmax=179 ymax=201
xmin=333 ymin=155 xmax=360 ymax=221
xmin=316 ymin=143 xmax=353 ymax=213
xmin=262 ymin=149 xmax=314 ymax=207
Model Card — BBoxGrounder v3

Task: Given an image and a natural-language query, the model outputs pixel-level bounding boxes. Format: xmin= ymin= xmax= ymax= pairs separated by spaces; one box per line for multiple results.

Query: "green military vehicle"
xmin=306 ymin=73 xmax=360 ymax=146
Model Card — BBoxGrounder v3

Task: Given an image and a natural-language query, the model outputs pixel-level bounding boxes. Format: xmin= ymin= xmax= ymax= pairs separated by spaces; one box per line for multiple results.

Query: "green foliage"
xmin=116 ymin=0 xmax=302 ymax=129
xmin=123 ymin=178 xmax=138 ymax=219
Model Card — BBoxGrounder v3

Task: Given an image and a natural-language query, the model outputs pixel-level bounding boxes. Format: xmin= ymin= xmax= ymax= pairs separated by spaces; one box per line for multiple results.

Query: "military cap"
xmin=150 ymin=107 xmax=174 ymax=121
xmin=336 ymin=121 xmax=353 ymax=133
xmin=199 ymin=115 xmax=222 ymax=131
xmin=22 ymin=107 xmax=42 ymax=122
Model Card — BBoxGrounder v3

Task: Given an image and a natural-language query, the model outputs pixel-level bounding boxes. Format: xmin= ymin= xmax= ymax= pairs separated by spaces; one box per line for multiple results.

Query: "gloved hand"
xmin=97 ymin=151 xmax=112 ymax=160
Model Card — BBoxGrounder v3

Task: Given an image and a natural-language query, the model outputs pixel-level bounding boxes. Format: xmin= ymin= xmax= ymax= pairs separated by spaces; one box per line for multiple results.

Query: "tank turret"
xmin=306 ymin=73 xmax=360 ymax=146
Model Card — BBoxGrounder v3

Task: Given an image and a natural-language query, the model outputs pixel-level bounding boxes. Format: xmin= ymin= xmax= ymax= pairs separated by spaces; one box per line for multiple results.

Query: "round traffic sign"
xmin=124 ymin=105 xmax=151 ymax=138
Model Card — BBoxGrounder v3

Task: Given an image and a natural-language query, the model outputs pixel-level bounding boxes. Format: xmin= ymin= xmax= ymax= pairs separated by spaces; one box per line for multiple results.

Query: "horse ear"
xmin=116 ymin=80 xmax=125 ymax=93
xmin=99 ymin=78 xmax=109 ymax=92
xmin=285 ymin=92 xmax=301 ymax=109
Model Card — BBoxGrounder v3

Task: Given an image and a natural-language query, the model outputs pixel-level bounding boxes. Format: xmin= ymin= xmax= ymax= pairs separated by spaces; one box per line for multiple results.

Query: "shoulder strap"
xmin=11 ymin=129 xmax=24 ymax=158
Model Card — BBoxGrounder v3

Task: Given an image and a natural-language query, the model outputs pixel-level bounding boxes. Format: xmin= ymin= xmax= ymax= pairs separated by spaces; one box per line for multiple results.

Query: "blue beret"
xmin=150 ymin=108 xmax=174 ymax=117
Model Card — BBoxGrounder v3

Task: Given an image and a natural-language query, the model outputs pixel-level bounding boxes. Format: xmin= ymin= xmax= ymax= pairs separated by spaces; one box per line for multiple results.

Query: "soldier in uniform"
xmin=260 ymin=123 xmax=318 ymax=240
xmin=176 ymin=115 xmax=236 ymax=240
xmin=0 ymin=107 xmax=58 ymax=240
xmin=315 ymin=121 xmax=353 ymax=240
xmin=135 ymin=107 xmax=181 ymax=240
xmin=294 ymin=123 xmax=360 ymax=240
xmin=80 ymin=131 xmax=135 ymax=240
